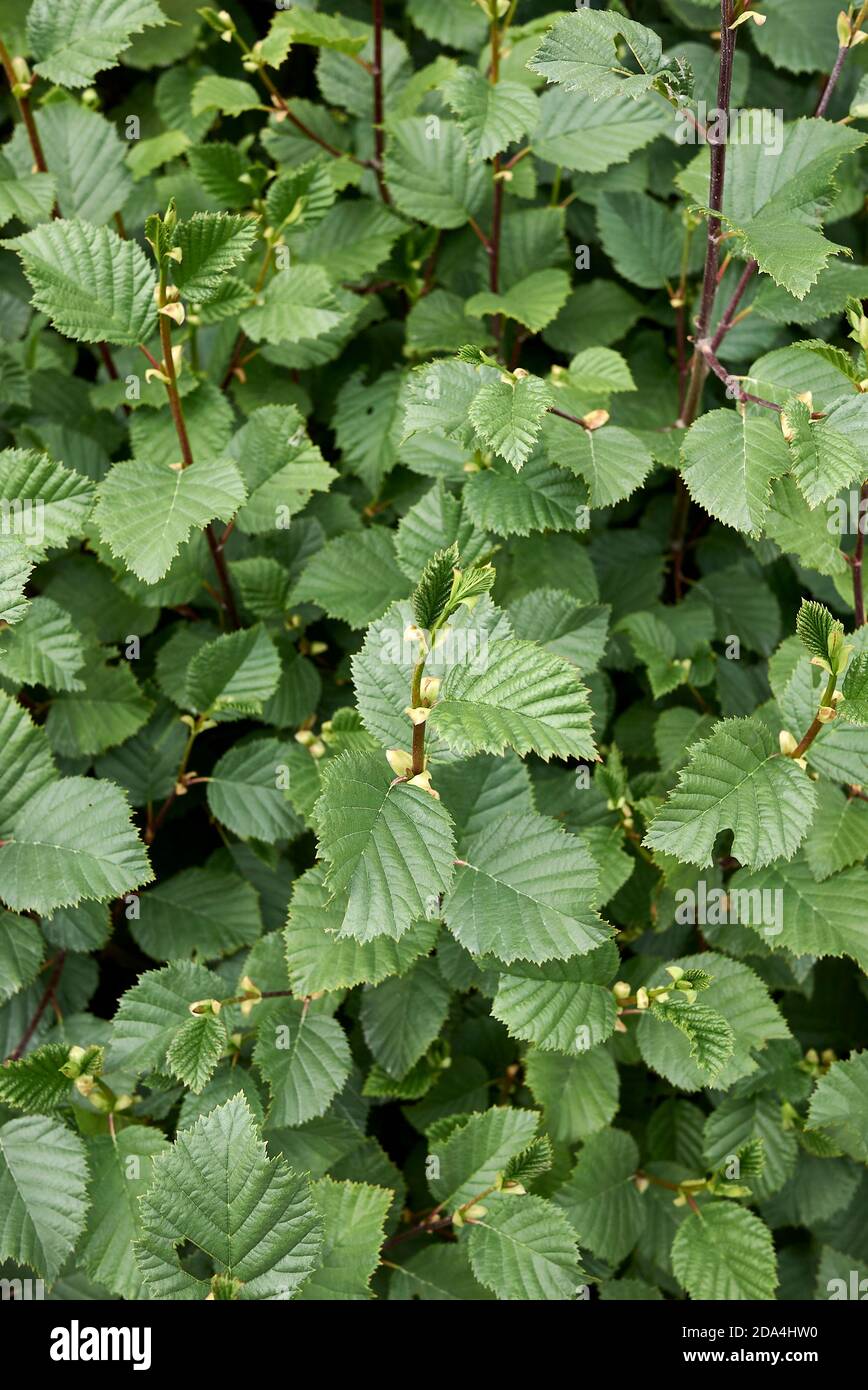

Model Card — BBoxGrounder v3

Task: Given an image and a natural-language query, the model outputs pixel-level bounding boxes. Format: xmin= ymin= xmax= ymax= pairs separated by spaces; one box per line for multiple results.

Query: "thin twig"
xmin=7 ymin=953 xmax=67 ymax=1061
xmin=371 ymin=0 xmax=391 ymax=203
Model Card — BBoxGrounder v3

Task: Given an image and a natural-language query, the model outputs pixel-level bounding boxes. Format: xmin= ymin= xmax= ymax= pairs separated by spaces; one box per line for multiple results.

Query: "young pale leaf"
xmin=644 ymin=716 xmax=815 ymax=868
xmin=313 ymin=750 xmax=456 ymax=943
xmin=136 ymin=1095 xmax=323 ymax=1299
xmin=165 ymin=1010 xmax=228 ymax=1094
xmin=671 ymin=1203 xmax=778 ymax=1301
xmin=172 ymin=212 xmax=258 ymax=298
xmin=3 ymin=220 xmax=156 ymax=345
xmin=444 ymin=812 xmax=610 ymax=965
xmin=412 ymin=543 xmax=459 ymax=630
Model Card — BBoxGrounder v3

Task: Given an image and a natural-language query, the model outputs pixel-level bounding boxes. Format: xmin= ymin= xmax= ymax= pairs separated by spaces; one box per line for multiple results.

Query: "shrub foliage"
xmin=0 ymin=0 xmax=867 ymax=1303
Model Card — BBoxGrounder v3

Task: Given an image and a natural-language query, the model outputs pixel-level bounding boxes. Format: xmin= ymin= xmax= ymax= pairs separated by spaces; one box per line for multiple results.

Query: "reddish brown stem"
xmin=371 ymin=0 xmax=391 ymax=203
xmin=854 ymin=480 xmax=867 ymax=627
xmin=7 ymin=952 xmax=67 ymax=1061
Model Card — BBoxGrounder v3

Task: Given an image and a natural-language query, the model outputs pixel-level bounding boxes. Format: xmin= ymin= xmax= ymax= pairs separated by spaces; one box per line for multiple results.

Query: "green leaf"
xmin=361 ymin=957 xmax=451 ymax=1079
xmin=136 ymin=1095 xmax=323 ymax=1299
xmin=0 ymin=910 xmax=45 ymax=1004
xmin=841 ymin=653 xmax=868 ymax=725
xmin=95 ymin=456 xmax=246 ymax=584
xmin=644 ymin=716 xmax=815 ymax=868
xmin=384 ymin=117 xmax=486 ymax=229
xmin=253 ymin=1001 xmax=352 ymax=1127
xmin=467 ymin=1196 xmax=581 ymax=1301
xmin=441 ymin=68 xmax=538 ymax=160
xmin=108 ymin=959 xmax=227 ymax=1075
xmin=0 ymin=596 xmax=86 ymax=691
xmin=468 ymin=374 xmax=554 ymax=469
xmin=132 ymin=866 xmax=262 ymax=962
xmin=671 ymin=1203 xmax=778 ymax=1301
xmin=184 ymin=625 xmax=281 ymax=717
xmin=207 ymin=739 xmax=299 ymax=844
xmin=529 ymin=8 xmax=666 ymax=98
xmin=0 ymin=155 xmax=55 ymax=227
xmin=285 ymin=866 xmax=439 ymax=996
xmin=429 ymin=1106 xmax=540 ymax=1211
xmin=679 ymin=118 xmax=866 ymax=299
xmin=3 ymin=219 xmax=156 ymax=345
xmin=264 ymin=7 xmax=368 ymax=59
xmin=313 ymin=749 xmax=456 ymax=943
xmin=545 ymin=419 xmax=653 ymax=508
xmin=190 ymin=75 xmax=261 ymax=118
xmin=444 ymin=812 xmax=610 ymax=965
xmin=533 ymin=88 xmax=668 ymax=175
xmin=173 ymin=212 xmax=258 ymax=298
xmin=45 ymin=657 xmax=152 ymax=758
xmin=0 ymin=536 xmax=33 ymax=626
xmin=240 ymin=265 xmax=345 ymax=347
xmin=0 ymin=775 xmax=152 ymax=914
xmin=555 ymin=1127 xmax=646 ymax=1264
xmin=0 ymin=1115 xmax=89 ymax=1280
xmin=228 ymin=405 xmax=336 ymax=534
xmin=783 ymin=396 xmax=862 ymax=508
xmin=0 ymin=692 xmax=57 ymax=839
xmin=0 ymin=1043 xmax=70 ymax=1113
xmin=807 ymin=1052 xmax=868 ymax=1162
xmin=429 ymin=637 xmax=598 ymax=762
xmin=28 ymin=0 xmax=167 ymax=88
xmin=525 ymin=1048 xmax=620 ymax=1144
xmin=166 ymin=1010 xmax=228 ymax=1094
xmin=80 ymin=1126 xmax=171 ymax=1300
xmin=680 ymin=409 xmax=791 ymax=536
xmin=292 ymin=529 xmax=411 ymax=629
xmin=0 ymin=447 xmax=96 ymax=551
xmin=299 ymin=1177 xmax=391 ymax=1301
xmin=464 ymin=452 xmax=587 ymax=537
xmin=491 ymin=942 xmax=618 ymax=1053
xmin=467 ymin=272 xmax=570 ymax=336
